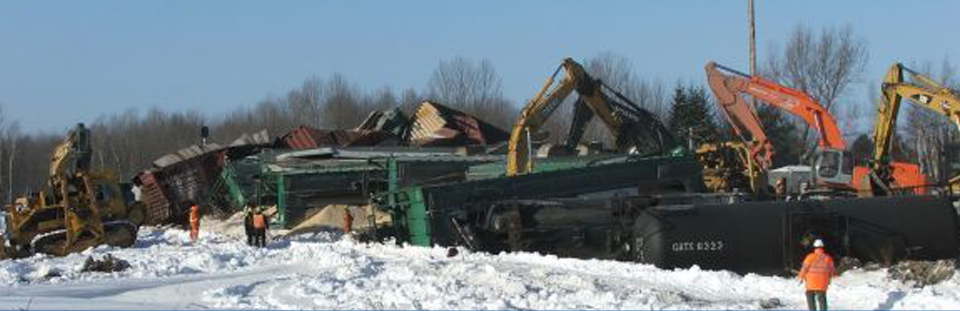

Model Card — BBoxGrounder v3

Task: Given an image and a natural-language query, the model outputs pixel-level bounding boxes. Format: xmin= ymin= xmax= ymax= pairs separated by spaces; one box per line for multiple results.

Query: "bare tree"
xmin=0 ymin=104 xmax=6 ymax=203
xmin=765 ymin=24 xmax=868 ymax=163
xmin=364 ymin=86 xmax=399 ymax=114
xmin=904 ymin=58 xmax=960 ymax=182
xmin=6 ymin=123 xmax=19 ymax=202
xmin=287 ymin=77 xmax=324 ymax=128
xmin=398 ymin=87 xmax=422 ymax=116
xmin=425 ymin=57 xmax=514 ymax=128
xmin=568 ymin=53 xmax=670 ymax=147
xmin=323 ymin=73 xmax=362 ymax=129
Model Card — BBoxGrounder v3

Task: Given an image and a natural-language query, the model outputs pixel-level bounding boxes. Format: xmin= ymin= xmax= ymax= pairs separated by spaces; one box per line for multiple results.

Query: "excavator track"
xmin=30 ymin=220 xmax=139 ymax=256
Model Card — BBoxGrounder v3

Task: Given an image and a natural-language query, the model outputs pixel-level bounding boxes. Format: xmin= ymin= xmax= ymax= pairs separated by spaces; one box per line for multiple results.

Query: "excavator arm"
xmin=48 ymin=123 xmax=92 ymax=180
xmin=876 ymin=63 xmax=960 ymax=161
xmin=872 ymin=63 xmax=958 ymax=191
xmin=706 ymin=62 xmax=853 ymax=188
xmin=707 ymin=62 xmax=846 ymax=150
xmin=506 ymin=61 xmax=579 ymax=176
xmin=705 ymin=62 xmax=773 ymax=171
xmin=506 ymin=58 xmax=676 ymax=176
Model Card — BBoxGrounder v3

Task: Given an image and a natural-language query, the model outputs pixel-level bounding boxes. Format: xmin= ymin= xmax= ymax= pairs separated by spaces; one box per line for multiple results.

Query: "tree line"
xmin=0 ymin=24 xmax=956 ymax=205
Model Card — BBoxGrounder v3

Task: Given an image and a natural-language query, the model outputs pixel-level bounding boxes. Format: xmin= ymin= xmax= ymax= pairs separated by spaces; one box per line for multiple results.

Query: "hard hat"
xmin=813 ymin=239 xmax=824 ymax=248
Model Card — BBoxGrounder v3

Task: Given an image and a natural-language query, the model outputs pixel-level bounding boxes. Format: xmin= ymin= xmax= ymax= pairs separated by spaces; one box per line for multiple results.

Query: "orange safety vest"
xmin=189 ymin=205 xmax=200 ymax=225
xmin=252 ymin=214 xmax=266 ymax=229
xmin=343 ymin=210 xmax=354 ymax=233
xmin=799 ymin=249 xmax=835 ymax=291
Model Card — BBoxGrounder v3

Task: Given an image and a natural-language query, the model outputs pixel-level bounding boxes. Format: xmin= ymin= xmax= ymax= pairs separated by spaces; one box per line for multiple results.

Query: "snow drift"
xmin=0 ymin=220 xmax=957 ymax=310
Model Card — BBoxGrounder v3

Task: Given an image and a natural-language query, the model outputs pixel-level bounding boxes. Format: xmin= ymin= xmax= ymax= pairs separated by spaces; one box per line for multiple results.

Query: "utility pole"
xmin=749 ymin=0 xmax=757 ymax=76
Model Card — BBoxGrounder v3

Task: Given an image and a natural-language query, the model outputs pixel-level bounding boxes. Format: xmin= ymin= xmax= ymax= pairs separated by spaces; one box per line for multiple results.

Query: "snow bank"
xmin=0 ymin=223 xmax=957 ymax=310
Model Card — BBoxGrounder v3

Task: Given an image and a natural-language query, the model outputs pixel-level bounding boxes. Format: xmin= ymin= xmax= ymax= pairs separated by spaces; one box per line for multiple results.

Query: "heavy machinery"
xmin=364 ymin=59 xmax=959 ymax=276
xmin=2 ymin=123 xmax=145 ymax=259
xmin=506 ymin=57 xmax=678 ymax=176
xmin=706 ymin=62 xmax=926 ymax=195
xmin=869 ymin=62 xmax=958 ymax=194
xmin=373 ymin=152 xmax=960 ymax=275
xmin=706 ymin=62 xmax=853 ymax=189
xmin=695 ymin=141 xmax=760 ymax=193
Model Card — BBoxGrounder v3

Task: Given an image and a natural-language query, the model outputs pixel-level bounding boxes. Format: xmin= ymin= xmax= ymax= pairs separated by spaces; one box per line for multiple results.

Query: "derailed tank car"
xmin=632 ymin=195 xmax=960 ymax=275
xmin=374 ymin=154 xmax=960 ymax=274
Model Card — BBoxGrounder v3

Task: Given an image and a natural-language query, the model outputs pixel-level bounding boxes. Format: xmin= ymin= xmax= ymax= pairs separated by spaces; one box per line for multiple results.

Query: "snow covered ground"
xmin=0 ymin=221 xmax=958 ymax=310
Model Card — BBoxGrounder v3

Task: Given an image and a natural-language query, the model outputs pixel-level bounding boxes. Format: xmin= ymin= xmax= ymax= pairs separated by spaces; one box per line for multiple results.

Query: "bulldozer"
xmin=1 ymin=123 xmax=145 ymax=259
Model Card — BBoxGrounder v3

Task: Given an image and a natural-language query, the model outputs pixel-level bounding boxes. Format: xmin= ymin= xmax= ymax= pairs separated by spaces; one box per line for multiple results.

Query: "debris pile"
xmin=137 ymin=101 xmax=509 ymax=229
xmin=80 ymin=254 xmax=131 ymax=273
xmin=888 ymin=259 xmax=956 ymax=287
xmin=758 ymin=298 xmax=782 ymax=309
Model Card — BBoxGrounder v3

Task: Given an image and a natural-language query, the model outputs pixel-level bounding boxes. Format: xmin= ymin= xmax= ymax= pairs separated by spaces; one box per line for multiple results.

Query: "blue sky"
xmin=1 ymin=1 xmax=957 ymax=133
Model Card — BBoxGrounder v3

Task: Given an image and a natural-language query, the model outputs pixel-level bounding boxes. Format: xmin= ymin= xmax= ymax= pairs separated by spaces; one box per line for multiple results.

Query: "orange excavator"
xmin=705 ymin=62 xmax=926 ymax=195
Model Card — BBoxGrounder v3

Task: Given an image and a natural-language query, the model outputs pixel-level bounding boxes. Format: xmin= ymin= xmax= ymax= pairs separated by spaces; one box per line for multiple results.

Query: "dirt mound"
xmin=284 ymin=205 xmax=390 ymax=236
xmin=203 ymin=205 xmax=286 ymax=239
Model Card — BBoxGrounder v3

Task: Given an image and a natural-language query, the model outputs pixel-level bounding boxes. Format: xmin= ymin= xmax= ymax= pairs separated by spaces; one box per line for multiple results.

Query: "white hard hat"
xmin=813 ymin=239 xmax=824 ymax=248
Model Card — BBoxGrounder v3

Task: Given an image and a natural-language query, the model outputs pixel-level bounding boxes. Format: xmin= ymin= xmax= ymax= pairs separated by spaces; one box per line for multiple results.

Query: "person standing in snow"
xmin=343 ymin=206 xmax=354 ymax=234
xmin=798 ymin=239 xmax=835 ymax=310
xmin=189 ymin=204 xmax=201 ymax=241
xmin=243 ymin=204 xmax=255 ymax=246
xmin=251 ymin=206 xmax=268 ymax=247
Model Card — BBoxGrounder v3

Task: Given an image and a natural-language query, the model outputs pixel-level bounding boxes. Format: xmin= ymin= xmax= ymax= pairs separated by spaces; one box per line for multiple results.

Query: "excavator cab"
xmin=815 ymin=148 xmax=854 ymax=186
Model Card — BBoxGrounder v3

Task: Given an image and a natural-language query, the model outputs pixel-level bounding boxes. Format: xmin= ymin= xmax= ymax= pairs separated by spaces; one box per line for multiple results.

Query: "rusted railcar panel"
xmin=136 ymin=145 xmax=228 ymax=224
xmin=137 ymin=171 xmax=172 ymax=225
xmin=408 ymin=101 xmax=508 ymax=147
xmin=280 ymin=126 xmax=323 ymax=149
xmin=279 ymin=126 xmax=398 ymax=149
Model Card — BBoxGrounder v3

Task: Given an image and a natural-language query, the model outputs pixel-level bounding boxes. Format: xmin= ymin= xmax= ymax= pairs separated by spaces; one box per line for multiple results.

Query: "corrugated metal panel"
xmin=341 ymin=130 xmax=399 ymax=147
xmin=153 ymin=143 xmax=224 ymax=168
xmin=137 ymin=171 xmax=173 ymax=225
xmin=139 ymin=144 xmax=229 ymax=225
xmin=279 ymin=126 xmax=397 ymax=149
xmin=408 ymin=101 xmax=509 ymax=147
xmin=281 ymin=126 xmax=322 ymax=149
xmin=229 ymin=129 xmax=271 ymax=147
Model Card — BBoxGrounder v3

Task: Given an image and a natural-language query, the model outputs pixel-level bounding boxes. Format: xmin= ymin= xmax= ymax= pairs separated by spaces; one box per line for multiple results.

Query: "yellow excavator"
xmin=695 ymin=141 xmax=760 ymax=193
xmin=2 ymin=123 xmax=145 ymax=259
xmin=869 ymin=62 xmax=958 ymax=193
xmin=506 ymin=57 xmax=678 ymax=176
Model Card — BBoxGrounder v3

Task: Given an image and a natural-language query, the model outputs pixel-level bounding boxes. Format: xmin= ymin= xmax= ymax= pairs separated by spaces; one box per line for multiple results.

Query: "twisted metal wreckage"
xmin=8 ymin=59 xmax=959 ymax=275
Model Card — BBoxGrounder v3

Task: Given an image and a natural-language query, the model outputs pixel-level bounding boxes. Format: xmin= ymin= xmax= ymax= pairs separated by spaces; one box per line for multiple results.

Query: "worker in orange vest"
xmin=189 ymin=204 xmax=201 ymax=241
xmin=343 ymin=206 xmax=354 ymax=234
xmin=251 ymin=206 xmax=268 ymax=247
xmin=798 ymin=239 xmax=836 ymax=310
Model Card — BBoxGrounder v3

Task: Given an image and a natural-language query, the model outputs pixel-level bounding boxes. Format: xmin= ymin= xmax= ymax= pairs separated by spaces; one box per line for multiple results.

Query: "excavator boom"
xmin=871 ymin=63 xmax=958 ymax=192
xmin=706 ymin=61 xmax=854 ymax=189
xmin=705 ymin=62 xmax=773 ymax=171
xmin=708 ymin=62 xmax=846 ymax=149
xmin=507 ymin=58 xmax=676 ymax=176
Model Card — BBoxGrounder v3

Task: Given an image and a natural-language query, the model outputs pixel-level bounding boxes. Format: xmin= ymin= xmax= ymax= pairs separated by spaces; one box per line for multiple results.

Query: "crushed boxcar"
xmin=237 ymin=147 xmax=505 ymax=228
xmin=135 ymin=144 xmax=227 ymax=225
xmin=134 ymin=131 xmax=270 ymax=225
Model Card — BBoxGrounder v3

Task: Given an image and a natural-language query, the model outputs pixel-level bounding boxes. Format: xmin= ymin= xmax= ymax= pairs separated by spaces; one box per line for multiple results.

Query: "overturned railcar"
xmin=633 ymin=195 xmax=960 ymax=275
xmin=375 ymin=154 xmax=707 ymax=249
xmin=376 ymin=156 xmax=960 ymax=274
